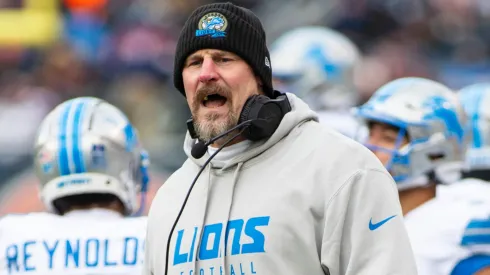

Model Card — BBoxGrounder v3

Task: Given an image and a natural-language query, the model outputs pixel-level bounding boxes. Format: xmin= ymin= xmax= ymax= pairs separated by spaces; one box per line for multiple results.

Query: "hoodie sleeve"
xmin=321 ymin=168 xmax=417 ymax=275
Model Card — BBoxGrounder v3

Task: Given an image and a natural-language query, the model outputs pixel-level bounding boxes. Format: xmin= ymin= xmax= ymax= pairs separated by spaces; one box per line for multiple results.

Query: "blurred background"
xmin=1 ymin=0 xmax=490 ymax=215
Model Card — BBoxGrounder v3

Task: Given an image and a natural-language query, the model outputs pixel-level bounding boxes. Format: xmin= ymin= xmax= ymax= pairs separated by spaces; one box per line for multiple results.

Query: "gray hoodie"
xmin=143 ymin=93 xmax=417 ymax=275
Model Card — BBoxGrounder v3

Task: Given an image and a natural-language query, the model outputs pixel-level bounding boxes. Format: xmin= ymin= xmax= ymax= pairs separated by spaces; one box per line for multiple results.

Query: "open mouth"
xmin=202 ymin=93 xmax=227 ymax=108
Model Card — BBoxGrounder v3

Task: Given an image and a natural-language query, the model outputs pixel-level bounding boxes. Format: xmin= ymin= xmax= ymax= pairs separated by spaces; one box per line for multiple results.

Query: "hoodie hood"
xmin=183 ymin=92 xmax=318 ymax=169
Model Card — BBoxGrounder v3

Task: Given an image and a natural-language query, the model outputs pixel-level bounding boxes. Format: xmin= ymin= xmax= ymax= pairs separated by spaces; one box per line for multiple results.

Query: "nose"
xmin=198 ymin=56 xmax=219 ymax=83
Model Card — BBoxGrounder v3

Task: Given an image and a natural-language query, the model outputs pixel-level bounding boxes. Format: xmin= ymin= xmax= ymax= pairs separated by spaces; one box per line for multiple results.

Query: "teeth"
xmin=204 ymin=96 xmax=208 ymax=101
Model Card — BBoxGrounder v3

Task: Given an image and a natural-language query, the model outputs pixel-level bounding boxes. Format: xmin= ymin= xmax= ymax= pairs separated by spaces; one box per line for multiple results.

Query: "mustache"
xmin=195 ymin=84 xmax=232 ymax=103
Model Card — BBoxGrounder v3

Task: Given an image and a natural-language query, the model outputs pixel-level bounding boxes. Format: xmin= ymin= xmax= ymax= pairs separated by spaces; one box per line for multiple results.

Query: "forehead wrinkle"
xmin=187 ymin=49 xmax=238 ymax=61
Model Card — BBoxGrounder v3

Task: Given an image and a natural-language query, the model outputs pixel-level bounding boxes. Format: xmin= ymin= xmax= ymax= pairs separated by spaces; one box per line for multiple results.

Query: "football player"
xmin=446 ymin=83 xmax=490 ymax=275
xmin=270 ymin=26 xmax=365 ymax=140
xmin=0 ymin=97 xmax=150 ymax=274
xmin=353 ymin=77 xmax=478 ymax=274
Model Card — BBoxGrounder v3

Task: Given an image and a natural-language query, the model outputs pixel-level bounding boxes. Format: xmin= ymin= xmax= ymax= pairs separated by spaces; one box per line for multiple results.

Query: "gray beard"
xmin=193 ymin=111 xmax=239 ymax=143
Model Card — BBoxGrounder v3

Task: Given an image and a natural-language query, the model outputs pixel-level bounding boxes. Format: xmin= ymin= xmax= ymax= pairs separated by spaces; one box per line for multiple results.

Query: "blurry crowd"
xmin=1 ymin=0 xmax=490 ymax=214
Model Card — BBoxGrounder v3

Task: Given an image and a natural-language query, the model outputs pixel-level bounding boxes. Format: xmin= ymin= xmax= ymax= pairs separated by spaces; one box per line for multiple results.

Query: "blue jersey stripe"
xmin=461 ymin=234 xmax=490 ymax=246
xmin=451 ymin=255 xmax=490 ymax=275
xmin=466 ymin=219 xmax=490 ymax=229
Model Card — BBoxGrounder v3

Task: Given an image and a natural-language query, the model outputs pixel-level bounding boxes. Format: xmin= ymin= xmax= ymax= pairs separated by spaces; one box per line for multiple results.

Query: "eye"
xmin=383 ymin=135 xmax=398 ymax=144
xmin=218 ymin=57 xmax=233 ymax=63
xmin=187 ymin=60 xmax=202 ymax=67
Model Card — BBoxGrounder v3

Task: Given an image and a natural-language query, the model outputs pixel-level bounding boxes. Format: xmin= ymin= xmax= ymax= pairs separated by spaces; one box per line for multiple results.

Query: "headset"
xmin=188 ymin=91 xmax=292 ymax=157
xmin=163 ymin=91 xmax=291 ymax=274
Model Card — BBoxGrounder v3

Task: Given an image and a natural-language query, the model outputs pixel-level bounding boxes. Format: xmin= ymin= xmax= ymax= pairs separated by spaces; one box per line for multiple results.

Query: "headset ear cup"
xmin=239 ymin=95 xmax=283 ymax=141
xmin=239 ymin=95 xmax=259 ymax=125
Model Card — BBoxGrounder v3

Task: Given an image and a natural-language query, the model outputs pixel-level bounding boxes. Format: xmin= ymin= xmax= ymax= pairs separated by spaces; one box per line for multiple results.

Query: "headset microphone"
xmin=190 ymin=141 xmax=207 ymax=159
xmin=190 ymin=119 xmax=254 ymax=159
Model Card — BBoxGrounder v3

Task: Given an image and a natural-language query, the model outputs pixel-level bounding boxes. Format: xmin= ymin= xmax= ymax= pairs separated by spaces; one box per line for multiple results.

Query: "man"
xmin=144 ymin=3 xmax=416 ymax=275
xmin=353 ymin=77 xmax=490 ymax=274
xmin=0 ymin=97 xmax=150 ymax=274
xmin=269 ymin=26 xmax=364 ymax=140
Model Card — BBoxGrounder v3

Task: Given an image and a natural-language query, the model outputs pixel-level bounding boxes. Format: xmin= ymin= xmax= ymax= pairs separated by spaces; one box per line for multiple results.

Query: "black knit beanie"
xmin=173 ymin=2 xmax=273 ymax=98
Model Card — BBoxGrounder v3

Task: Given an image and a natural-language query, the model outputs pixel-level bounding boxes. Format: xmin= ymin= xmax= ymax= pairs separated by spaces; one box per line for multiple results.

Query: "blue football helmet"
xmin=353 ymin=77 xmax=466 ymax=190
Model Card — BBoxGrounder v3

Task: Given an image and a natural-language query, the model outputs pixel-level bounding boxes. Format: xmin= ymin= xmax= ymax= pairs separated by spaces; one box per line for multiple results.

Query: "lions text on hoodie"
xmin=143 ymin=93 xmax=417 ymax=275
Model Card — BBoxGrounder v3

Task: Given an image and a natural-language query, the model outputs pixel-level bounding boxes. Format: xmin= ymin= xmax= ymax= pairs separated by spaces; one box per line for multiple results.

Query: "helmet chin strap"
xmin=385 ymin=127 xmax=408 ymax=172
xmin=363 ymin=127 xmax=409 ymax=183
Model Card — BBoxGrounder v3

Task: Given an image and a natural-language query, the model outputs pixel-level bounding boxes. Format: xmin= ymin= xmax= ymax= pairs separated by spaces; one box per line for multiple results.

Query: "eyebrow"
xmin=185 ymin=51 xmax=235 ymax=65
xmin=184 ymin=55 xmax=201 ymax=66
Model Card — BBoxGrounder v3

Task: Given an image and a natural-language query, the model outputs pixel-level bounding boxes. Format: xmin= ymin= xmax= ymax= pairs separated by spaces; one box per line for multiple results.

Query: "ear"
xmin=255 ymin=76 xmax=264 ymax=95
xmin=255 ymin=75 xmax=263 ymax=86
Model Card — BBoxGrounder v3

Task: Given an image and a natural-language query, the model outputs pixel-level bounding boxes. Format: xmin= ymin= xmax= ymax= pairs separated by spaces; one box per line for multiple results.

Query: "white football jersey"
xmin=405 ymin=179 xmax=490 ymax=275
xmin=0 ymin=209 xmax=147 ymax=275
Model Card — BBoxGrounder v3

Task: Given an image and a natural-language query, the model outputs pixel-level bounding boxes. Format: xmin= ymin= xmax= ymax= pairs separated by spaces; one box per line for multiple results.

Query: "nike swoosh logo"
xmin=369 ymin=215 xmax=397 ymax=231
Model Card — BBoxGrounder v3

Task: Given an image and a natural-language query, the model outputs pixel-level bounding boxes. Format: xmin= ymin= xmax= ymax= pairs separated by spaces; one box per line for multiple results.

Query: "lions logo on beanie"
xmin=173 ymin=2 xmax=274 ymax=98
xmin=196 ymin=12 xmax=228 ymax=38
